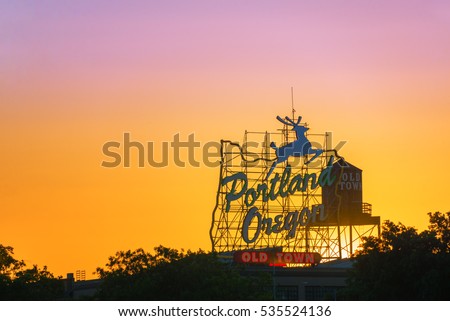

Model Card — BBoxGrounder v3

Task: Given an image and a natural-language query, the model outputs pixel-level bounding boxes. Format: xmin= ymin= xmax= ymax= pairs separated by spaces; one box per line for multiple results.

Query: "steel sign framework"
xmin=210 ymin=118 xmax=380 ymax=261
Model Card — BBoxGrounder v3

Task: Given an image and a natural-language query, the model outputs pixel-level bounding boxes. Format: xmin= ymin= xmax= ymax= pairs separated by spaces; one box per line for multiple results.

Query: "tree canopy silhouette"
xmin=342 ymin=212 xmax=450 ymax=300
xmin=95 ymin=245 xmax=272 ymax=300
xmin=0 ymin=244 xmax=63 ymax=300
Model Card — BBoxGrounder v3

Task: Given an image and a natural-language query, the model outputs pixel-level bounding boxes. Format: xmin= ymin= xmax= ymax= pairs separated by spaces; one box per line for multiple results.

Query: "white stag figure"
xmin=266 ymin=116 xmax=323 ymax=180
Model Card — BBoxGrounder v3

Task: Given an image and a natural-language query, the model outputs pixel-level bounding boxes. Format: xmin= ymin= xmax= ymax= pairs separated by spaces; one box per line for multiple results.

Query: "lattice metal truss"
xmin=210 ymin=124 xmax=380 ymax=261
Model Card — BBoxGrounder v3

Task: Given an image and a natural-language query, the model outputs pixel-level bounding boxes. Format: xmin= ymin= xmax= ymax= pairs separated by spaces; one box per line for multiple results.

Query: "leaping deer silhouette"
xmin=266 ymin=115 xmax=323 ymax=180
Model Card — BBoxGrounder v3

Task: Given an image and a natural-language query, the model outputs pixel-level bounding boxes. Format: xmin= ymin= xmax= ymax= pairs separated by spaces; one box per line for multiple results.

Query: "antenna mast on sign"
xmin=291 ymin=86 xmax=296 ymax=119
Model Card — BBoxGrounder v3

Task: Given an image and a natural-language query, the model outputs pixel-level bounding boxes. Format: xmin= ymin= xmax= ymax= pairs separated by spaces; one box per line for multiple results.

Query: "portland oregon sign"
xmin=210 ymin=112 xmax=380 ymax=262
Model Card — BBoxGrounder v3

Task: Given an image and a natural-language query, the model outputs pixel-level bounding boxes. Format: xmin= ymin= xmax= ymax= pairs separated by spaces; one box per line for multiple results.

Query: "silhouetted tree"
xmin=342 ymin=212 xmax=450 ymax=300
xmin=0 ymin=245 xmax=22 ymax=298
xmin=96 ymin=245 xmax=272 ymax=300
xmin=0 ymin=244 xmax=63 ymax=300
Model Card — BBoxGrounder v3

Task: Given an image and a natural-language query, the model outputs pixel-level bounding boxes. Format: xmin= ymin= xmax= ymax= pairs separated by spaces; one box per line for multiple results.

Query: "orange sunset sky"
xmin=1 ymin=1 xmax=450 ymax=277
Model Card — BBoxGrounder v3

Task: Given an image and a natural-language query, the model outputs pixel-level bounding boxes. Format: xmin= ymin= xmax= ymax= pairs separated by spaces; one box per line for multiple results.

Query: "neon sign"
xmin=222 ymin=160 xmax=335 ymax=212
xmin=267 ymin=116 xmax=324 ymax=179
xmin=233 ymin=251 xmax=321 ymax=266
xmin=220 ymin=157 xmax=336 ymax=244
xmin=211 ymin=113 xmax=380 ymax=261
xmin=210 ymin=113 xmax=345 ymax=251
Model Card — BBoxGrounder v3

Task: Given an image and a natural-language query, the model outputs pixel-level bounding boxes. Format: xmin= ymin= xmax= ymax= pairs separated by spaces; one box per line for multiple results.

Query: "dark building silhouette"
xmin=322 ymin=159 xmax=379 ymax=225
